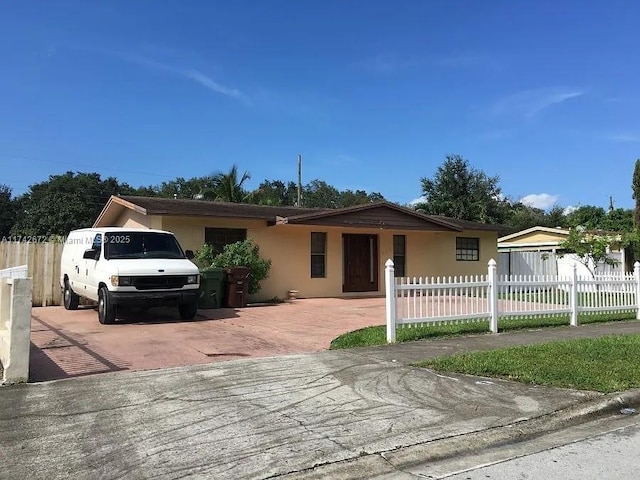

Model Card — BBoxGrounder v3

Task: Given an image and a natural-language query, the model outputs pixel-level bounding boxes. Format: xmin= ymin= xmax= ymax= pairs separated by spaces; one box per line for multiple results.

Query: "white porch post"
xmin=488 ymin=259 xmax=498 ymax=333
xmin=385 ymin=259 xmax=396 ymax=343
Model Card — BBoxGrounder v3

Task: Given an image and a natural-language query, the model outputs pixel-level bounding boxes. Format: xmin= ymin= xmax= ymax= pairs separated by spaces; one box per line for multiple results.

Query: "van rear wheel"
xmin=98 ymin=287 xmax=116 ymax=325
xmin=63 ymin=281 xmax=79 ymax=310
xmin=178 ymin=301 xmax=198 ymax=320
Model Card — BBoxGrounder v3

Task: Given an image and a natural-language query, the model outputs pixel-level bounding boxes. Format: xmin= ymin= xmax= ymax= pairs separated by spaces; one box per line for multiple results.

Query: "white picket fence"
xmin=384 ymin=259 xmax=640 ymax=343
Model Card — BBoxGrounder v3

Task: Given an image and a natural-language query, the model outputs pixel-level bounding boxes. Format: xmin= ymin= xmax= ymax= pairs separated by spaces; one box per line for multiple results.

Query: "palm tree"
xmin=211 ymin=165 xmax=252 ymax=203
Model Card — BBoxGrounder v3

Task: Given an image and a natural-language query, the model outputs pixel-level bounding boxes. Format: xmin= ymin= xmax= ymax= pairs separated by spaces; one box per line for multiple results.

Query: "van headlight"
xmin=186 ymin=275 xmax=199 ymax=285
xmin=110 ymin=276 xmax=133 ymax=287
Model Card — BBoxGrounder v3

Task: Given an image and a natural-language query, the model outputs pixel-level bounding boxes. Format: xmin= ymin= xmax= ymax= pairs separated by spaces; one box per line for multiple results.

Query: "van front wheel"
xmin=178 ymin=301 xmax=198 ymax=320
xmin=63 ymin=281 xmax=79 ymax=310
xmin=98 ymin=287 xmax=116 ymax=325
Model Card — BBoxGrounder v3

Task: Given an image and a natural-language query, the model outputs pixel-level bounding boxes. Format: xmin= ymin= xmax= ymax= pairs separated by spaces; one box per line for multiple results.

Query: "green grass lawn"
xmin=415 ymin=334 xmax=640 ymax=393
xmin=329 ymin=312 xmax=637 ymax=350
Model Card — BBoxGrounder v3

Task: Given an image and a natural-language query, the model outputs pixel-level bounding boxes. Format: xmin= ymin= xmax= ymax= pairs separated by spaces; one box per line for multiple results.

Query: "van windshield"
xmin=104 ymin=232 xmax=186 ymax=260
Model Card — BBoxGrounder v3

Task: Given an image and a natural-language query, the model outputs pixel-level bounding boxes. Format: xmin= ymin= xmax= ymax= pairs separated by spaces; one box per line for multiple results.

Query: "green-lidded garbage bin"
xmin=198 ymin=267 xmax=227 ymax=309
xmin=224 ymin=266 xmax=251 ymax=308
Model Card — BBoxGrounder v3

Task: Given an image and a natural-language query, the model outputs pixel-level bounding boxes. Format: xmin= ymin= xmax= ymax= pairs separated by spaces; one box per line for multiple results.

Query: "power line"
xmin=0 ymin=153 xmax=179 ymax=179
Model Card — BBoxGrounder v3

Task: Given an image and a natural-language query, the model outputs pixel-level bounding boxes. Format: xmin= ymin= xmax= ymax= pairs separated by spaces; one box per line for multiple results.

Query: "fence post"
xmin=635 ymin=262 xmax=640 ymax=320
xmin=570 ymin=263 xmax=578 ymax=327
xmin=488 ymin=259 xmax=498 ymax=333
xmin=385 ymin=259 xmax=396 ymax=343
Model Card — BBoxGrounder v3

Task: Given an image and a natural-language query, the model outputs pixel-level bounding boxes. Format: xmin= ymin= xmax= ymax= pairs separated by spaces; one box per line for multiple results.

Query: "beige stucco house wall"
xmin=95 ymin=195 xmax=499 ymax=302
xmin=161 ymin=217 xmax=497 ymax=299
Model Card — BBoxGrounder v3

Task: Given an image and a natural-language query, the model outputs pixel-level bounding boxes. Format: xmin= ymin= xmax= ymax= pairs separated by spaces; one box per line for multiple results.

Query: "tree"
xmin=558 ymin=227 xmax=631 ymax=278
xmin=301 ymin=180 xmax=341 ymax=208
xmin=210 ymin=165 xmax=251 ymax=203
xmin=338 ymin=189 xmax=385 ymax=208
xmin=0 ymin=184 xmax=16 ymax=237
xmin=251 ymin=180 xmax=298 ymax=206
xmin=565 ymin=205 xmax=607 ymax=230
xmin=602 ymin=208 xmax=634 ymax=233
xmin=11 ymin=172 xmax=128 ymax=236
xmin=151 ymin=175 xmax=218 ymax=199
xmin=418 ymin=155 xmax=508 ymax=223
xmin=633 ymin=159 xmax=640 ymax=228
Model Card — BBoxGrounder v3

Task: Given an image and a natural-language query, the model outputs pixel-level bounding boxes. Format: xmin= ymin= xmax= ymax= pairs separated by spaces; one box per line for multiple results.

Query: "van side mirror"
xmin=185 ymin=250 xmax=194 ymax=259
xmin=83 ymin=248 xmax=98 ymax=260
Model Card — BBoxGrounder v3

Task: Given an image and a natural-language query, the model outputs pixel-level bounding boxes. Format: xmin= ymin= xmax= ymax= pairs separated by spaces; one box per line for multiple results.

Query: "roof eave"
xmin=93 ymin=195 xmax=148 ymax=227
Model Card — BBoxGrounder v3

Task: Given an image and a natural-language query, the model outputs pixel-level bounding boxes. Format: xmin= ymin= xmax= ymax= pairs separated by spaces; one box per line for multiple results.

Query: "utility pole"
xmin=297 ymin=154 xmax=302 ymax=207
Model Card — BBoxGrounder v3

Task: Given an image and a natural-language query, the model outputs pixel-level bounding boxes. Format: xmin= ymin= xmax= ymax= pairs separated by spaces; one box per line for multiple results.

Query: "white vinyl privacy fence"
xmin=0 ymin=265 xmax=28 ymax=279
xmin=0 ymin=266 xmax=32 ymax=383
xmin=384 ymin=259 xmax=640 ymax=343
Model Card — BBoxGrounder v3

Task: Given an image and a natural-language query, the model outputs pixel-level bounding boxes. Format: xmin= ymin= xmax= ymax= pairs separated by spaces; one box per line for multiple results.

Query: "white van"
xmin=60 ymin=227 xmax=200 ymax=324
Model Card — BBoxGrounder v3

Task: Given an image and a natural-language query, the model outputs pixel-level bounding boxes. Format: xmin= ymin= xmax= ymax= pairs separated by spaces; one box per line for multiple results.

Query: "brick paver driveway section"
xmin=29 ymin=298 xmax=385 ymax=382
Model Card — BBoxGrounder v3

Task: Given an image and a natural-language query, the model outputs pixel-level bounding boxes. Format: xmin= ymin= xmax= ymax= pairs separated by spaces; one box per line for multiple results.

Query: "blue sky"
xmin=1 ymin=1 xmax=639 ymax=211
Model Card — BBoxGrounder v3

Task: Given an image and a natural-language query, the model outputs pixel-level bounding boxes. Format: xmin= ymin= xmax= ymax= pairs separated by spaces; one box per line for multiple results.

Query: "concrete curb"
xmin=382 ymin=388 xmax=640 ymax=469
xmin=278 ymin=388 xmax=640 ymax=479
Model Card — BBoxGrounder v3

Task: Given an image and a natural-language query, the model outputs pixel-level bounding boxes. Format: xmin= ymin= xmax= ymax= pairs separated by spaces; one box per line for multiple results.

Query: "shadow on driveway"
xmin=30 ymin=316 xmax=130 ymax=382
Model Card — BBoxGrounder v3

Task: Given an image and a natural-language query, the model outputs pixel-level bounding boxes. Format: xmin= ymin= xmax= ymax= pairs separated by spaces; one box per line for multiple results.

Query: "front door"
xmin=343 ymin=234 xmax=378 ymax=292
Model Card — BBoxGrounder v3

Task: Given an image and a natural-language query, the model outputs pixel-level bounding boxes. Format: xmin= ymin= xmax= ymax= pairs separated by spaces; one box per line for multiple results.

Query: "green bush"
xmin=211 ymin=239 xmax=272 ymax=295
xmin=192 ymin=243 xmax=217 ymax=269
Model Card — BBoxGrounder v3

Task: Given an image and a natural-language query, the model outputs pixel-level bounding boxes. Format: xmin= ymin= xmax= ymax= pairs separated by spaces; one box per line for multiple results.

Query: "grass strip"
xmin=329 ymin=312 xmax=637 ymax=350
xmin=415 ymin=334 xmax=640 ymax=393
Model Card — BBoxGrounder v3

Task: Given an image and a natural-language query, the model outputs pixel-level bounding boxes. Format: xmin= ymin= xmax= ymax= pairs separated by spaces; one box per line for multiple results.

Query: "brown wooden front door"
xmin=343 ymin=234 xmax=378 ymax=292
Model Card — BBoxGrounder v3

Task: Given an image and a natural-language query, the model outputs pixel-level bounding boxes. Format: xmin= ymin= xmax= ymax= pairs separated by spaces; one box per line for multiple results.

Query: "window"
xmin=393 ymin=235 xmax=406 ymax=277
xmin=311 ymin=232 xmax=326 ymax=278
xmin=205 ymin=228 xmax=247 ymax=254
xmin=89 ymin=234 xmax=102 ymax=260
xmin=104 ymin=232 xmax=184 ymax=260
xmin=456 ymin=237 xmax=479 ymax=261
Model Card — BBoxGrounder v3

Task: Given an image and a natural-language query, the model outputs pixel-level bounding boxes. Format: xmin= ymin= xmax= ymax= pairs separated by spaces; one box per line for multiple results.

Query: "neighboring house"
xmin=94 ymin=195 xmax=500 ymax=301
xmin=498 ymin=226 xmax=629 ymax=277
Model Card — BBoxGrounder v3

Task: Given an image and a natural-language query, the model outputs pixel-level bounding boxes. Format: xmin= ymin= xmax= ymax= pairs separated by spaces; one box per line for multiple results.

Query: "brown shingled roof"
xmin=117 ymin=195 xmax=327 ymax=220
xmin=101 ymin=195 xmax=500 ymax=232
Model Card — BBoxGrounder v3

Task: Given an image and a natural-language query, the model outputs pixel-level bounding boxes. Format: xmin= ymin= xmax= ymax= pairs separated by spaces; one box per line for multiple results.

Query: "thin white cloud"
xmin=563 ymin=205 xmax=578 ymax=215
xmin=520 ymin=193 xmax=559 ymax=210
xmin=180 ymin=68 xmax=243 ymax=99
xmin=409 ymin=196 xmax=426 ymax=206
xmin=80 ymin=47 xmax=247 ymax=102
xmin=606 ymin=133 xmax=640 ymax=143
xmin=491 ymin=88 xmax=585 ymax=119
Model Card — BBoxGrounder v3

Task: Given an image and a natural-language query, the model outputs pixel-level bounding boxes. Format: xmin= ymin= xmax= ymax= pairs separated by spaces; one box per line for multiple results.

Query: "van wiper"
xmin=107 ymin=253 xmax=144 ymax=259
xmin=140 ymin=251 xmax=184 ymax=259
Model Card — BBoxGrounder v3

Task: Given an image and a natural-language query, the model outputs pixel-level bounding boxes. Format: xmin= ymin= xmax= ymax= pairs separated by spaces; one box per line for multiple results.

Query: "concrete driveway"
xmin=29 ymin=298 xmax=385 ymax=382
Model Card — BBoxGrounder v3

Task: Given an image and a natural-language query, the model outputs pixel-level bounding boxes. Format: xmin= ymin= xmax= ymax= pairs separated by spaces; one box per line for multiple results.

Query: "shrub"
xmin=211 ymin=239 xmax=272 ymax=295
xmin=192 ymin=243 xmax=217 ymax=269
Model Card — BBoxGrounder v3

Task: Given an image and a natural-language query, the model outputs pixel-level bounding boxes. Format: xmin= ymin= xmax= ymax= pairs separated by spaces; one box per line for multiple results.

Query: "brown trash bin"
xmin=224 ymin=266 xmax=251 ymax=308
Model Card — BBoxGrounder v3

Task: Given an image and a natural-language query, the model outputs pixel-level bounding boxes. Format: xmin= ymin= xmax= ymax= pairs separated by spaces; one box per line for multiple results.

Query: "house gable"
xmin=277 ymin=202 xmax=465 ymax=231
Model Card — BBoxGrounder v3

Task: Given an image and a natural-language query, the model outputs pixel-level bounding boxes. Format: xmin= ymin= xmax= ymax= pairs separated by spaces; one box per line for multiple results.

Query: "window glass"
xmin=393 ymin=235 xmax=406 ymax=277
xmin=311 ymin=232 xmax=326 ymax=278
xmin=205 ymin=228 xmax=247 ymax=255
xmin=456 ymin=237 xmax=479 ymax=261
